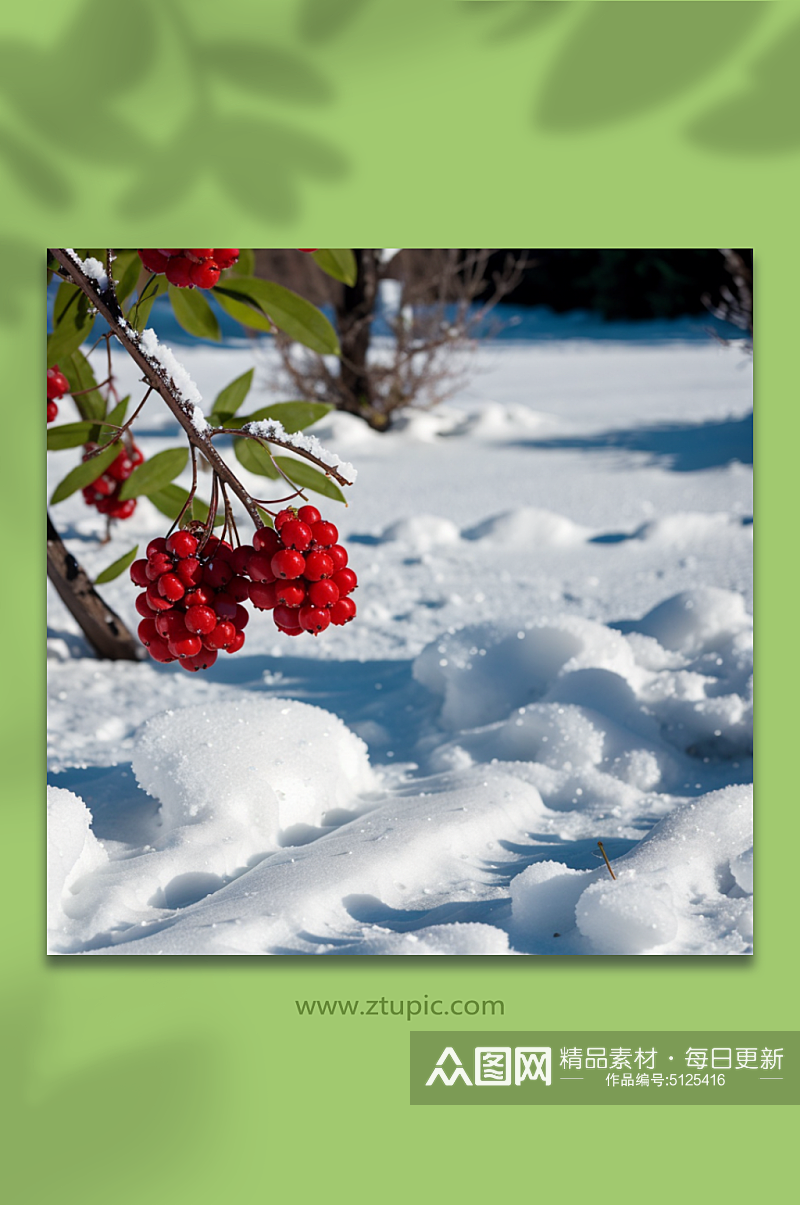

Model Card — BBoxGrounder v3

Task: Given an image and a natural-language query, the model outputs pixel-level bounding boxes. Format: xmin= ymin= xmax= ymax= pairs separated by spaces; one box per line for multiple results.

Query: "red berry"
xmin=137 ymin=618 xmax=160 ymax=647
xmin=202 ymin=558 xmax=233 ymax=589
xmin=226 ymin=630 xmax=245 ymax=654
xmin=310 ymin=521 xmax=338 ymax=548
xmin=135 ymin=591 xmax=157 ymax=618
xmin=271 ymin=549 xmax=306 ymax=580
xmin=213 ymin=249 xmax=239 ymax=268
xmin=181 ymin=647 xmax=218 ymax=672
xmin=91 ymin=474 xmax=114 ymax=497
xmin=184 ymin=585 xmax=214 ymax=608
xmin=274 ymin=605 xmax=302 ymax=631
xmin=298 ymin=605 xmax=331 ymax=634
xmin=275 ymin=579 xmax=306 ymax=608
xmin=167 ymin=531 xmax=198 ymax=558
xmin=330 ymin=597 xmax=357 ymax=625
xmin=165 ymin=256 xmax=194 ymax=288
xmin=138 ymin=249 xmax=170 ymax=274
xmin=184 ymin=605 xmax=217 ymax=635
xmin=308 ymin=579 xmax=339 ymax=608
xmin=130 ymin=558 xmax=151 ymax=588
xmin=47 ymin=366 xmax=69 ymax=399
xmin=147 ymin=637 xmax=177 ymax=663
xmin=279 ymin=519 xmax=313 ymax=551
xmin=146 ymin=553 xmax=173 ymax=580
xmin=331 ymin=567 xmax=357 ymax=595
xmin=158 ymin=573 xmax=186 ymax=602
xmin=107 ymin=497 xmax=137 ymax=521
xmin=156 ymin=612 xmax=189 ymax=640
xmin=130 ymin=445 xmax=145 ymax=467
xmin=186 ymin=249 xmax=214 ymax=260
xmin=168 ymin=633 xmax=203 ymax=659
xmin=303 ymin=551 xmax=334 ymax=581
xmin=274 ymin=509 xmax=295 ymax=531
xmin=297 ymin=505 xmax=321 ymax=525
xmin=299 ymin=249 xmax=318 ymax=253
xmin=214 ymin=540 xmax=235 ymax=563
xmin=277 ymin=626 xmax=303 ymax=637
xmin=249 ymin=581 xmax=278 ymax=610
xmin=212 ymin=594 xmax=238 ymax=623
xmin=176 ymin=557 xmax=203 ymax=587
xmin=47 ymin=400 xmax=58 ymax=423
xmin=146 ymin=537 xmax=168 ymax=558
xmin=253 ymin=527 xmax=281 ymax=555
xmin=227 ymin=575 xmax=250 ymax=602
xmin=232 ymin=604 xmax=249 ymax=631
xmin=158 ymin=250 xmax=181 ymax=256
xmin=327 ymin=544 xmax=348 ymax=572
xmin=190 ymin=260 xmax=220 ymax=289
xmin=230 ymin=544 xmax=255 ymax=575
xmin=247 ymin=552 xmax=277 ymax=583
xmin=204 ymin=621 xmax=236 ymax=650
xmin=146 ymin=583 xmax=174 ymax=612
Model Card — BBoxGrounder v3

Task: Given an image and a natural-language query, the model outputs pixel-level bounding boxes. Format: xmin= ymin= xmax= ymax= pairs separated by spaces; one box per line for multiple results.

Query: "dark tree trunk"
xmin=334 ymin=249 xmax=389 ymax=430
xmin=47 ymin=513 xmax=142 ymax=661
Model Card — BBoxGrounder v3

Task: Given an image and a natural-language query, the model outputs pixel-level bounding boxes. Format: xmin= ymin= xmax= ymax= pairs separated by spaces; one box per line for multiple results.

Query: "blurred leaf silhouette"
xmin=535 ymin=1 xmax=766 ymax=131
xmin=2 ymin=989 xmax=213 ymax=1205
xmin=0 ymin=0 xmax=345 ymax=222
xmin=0 ymin=241 xmax=38 ymax=323
xmin=686 ymin=15 xmax=800 ymax=153
xmin=296 ymin=0 xmax=373 ymax=44
xmin=458 ymin=0 xmax=567 ymax=43
xmin=201 ymin=42 xmax=333 ymax=104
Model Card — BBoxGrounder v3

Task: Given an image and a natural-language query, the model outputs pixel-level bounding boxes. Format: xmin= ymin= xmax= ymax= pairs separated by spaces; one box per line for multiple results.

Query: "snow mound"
xmin=414 ymin=593 xmax=752 ymax=762
xmin=47 ymin=786 xmax=108 ymax=938
xmin=636 ymin=512 xmax=744 ymax=546
xmin=633 ymin=588 xmax=751 ymax=656
xmin=463 ymin=507 xmax=589 ymax=546
xmin=132 ymin=698 xmax=379 ymax=840
xmin=511 ymin=785 xmax=753 ymax=954
xmin=333 ymin=923 xmax=511 ymax=956
xmin=381 ymin=514 xmax=461 ymax=552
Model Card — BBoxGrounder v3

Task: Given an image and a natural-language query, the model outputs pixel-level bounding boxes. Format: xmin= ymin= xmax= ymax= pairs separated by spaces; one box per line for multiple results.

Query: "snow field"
xmin=47 ymin=334 xmax=752 ymax=955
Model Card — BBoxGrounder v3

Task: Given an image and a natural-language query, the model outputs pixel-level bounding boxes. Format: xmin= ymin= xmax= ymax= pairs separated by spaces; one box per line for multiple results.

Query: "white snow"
xmin=47 ymin=331 xmax=752 ymax=955
xmin=137 ymin=327 xmax=206 ymax=422
xmin=63 ymin=249 xmax=109 ymax=292
xmin=242 ymin=418 xmax=357 ymax=483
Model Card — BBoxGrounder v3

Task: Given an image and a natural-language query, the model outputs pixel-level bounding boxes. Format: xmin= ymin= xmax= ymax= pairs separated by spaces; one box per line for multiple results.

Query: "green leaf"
xmin=213 ymin=287 xmax=276 ymax=334
xmin=126 ymin=274 xmax=168 ymax=331
xmin=274 ymin=456 xmax=345 ymax=503
xmin=95 ymin=544 xmax=139 ymax=585
xmin=208 ymin=368 xmax=254 ymax=424
xmin=146 ymin=484 xmax=223 ymax=526
xmin=47 ymin=398 xmax=130 ymax=450
xmin=50 ymin=444 xmax=120 ymax=505
xmin=168 ymin=284 xmax=221 ymax=341
xmin=60 ymin=350 xmax=105 ymax=421
xmin=118 ymin=447 xmax=188 ymax=501
xmin=228 ymin=248 xmax=255 ymax=277
xmin=311 ymin=249 xmax=357 ymax=287
xmin=213 ymin=277 xmax=340 ymax=354
xmin=113 ymin=251 xmax=141 ymax=305
xmin=47 ymin=421 xmax=97 ymax=450
xmin=256 ymin=507 xmax=274 ymax=528
xmin=47 ymin=306 xmax=95 ymax=368
xmin=53 ymin=279 xmax=80 ymax=325
xmin=233 ymin=436 xmax=279 ymax=478
xmin=234 ymin=400 xmax=331 ymax=434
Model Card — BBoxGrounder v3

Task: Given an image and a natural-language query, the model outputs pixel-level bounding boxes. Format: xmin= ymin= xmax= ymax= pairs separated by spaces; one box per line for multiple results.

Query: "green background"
xmin=7 ymin=0 xmax=797 ymax=1199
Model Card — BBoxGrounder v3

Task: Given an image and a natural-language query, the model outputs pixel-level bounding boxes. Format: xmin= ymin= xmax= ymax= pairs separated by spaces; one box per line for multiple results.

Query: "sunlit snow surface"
xmin=47 ymin=333 xmax=753 ymax=955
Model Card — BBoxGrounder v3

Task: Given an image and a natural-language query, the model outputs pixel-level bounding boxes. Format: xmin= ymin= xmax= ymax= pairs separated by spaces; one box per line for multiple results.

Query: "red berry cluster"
xmin=81 ymin=441 xmax=144 ymax=521
xmin=137 ymin=249 xmax=240 ymax=290
xmin=132 ymin=507 xmax=357 ymax=670
xmin=246 ymin=506 xmax=357 ymax=637
xmin=47 ymin=364 xmax=69 ymax=423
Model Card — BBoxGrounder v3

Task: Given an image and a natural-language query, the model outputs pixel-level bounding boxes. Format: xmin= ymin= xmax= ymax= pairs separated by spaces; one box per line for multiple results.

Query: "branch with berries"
xmin=47 ymin=247 xmax=360 ymax=669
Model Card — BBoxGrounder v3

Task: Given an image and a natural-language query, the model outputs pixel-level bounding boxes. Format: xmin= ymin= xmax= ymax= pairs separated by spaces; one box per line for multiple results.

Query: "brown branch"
xmin=215 ymin=426 xmax=353 ymax=487
xmin=50 ymin=249 xmax=267 ymax=528
xmin=47 ymin=513 xmax=142 ymax=661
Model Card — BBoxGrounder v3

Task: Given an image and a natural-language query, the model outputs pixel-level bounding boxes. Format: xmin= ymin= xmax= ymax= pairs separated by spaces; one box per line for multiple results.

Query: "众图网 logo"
xmin=426 ymin=1046 xmax=552 ymax=1087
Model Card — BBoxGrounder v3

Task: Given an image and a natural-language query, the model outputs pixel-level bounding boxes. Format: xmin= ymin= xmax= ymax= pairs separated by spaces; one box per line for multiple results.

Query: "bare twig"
xmin=597 ymin=842 xmax=616 ymax=881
